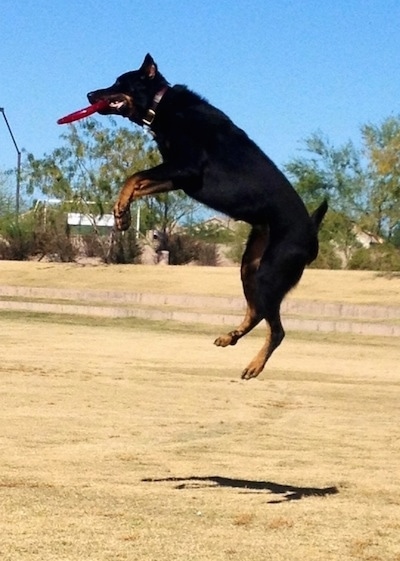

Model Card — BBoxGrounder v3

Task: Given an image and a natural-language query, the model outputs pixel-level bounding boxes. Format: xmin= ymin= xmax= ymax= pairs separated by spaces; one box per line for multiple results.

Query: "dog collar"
xmin=142 ymin=86 xmax=169 ymax=128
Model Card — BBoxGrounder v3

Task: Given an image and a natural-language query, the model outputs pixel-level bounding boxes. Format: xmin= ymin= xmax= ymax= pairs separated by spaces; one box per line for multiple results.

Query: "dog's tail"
xmin=306 ymin=199 xmax=328 ymax=264
xmin=311 ymin=199 xmax=328 ymax=230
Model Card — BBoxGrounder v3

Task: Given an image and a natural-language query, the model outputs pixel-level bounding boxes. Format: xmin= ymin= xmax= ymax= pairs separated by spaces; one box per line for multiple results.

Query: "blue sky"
xmin=1 ymin=0 xmax=399 ymax=182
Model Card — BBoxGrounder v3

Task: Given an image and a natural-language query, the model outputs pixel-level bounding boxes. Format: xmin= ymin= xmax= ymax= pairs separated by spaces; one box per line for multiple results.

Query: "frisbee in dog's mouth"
xmin=57 ymin=99 xmax=110 ymax=124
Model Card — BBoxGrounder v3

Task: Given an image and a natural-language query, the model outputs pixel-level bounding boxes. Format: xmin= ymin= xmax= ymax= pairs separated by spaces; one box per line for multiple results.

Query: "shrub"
xmin=308 ymin=240 xmax=343 ymax=269
xmin=348 ymin=244 xmax=400 ymax=271
xmin=224 ymin=222 xmax=251 ymax=264
xmin=33 ymin=214 xmax=77 ymax=262
xmin=0 ymin=219 xmax=35 ymax=260
xmin=108 ymin=229 xmax=142 ymax=264
xmin=167 ymin=233 xmax=218 ymax=265
xmin=0 ymin=210 xmax=77 ymax=262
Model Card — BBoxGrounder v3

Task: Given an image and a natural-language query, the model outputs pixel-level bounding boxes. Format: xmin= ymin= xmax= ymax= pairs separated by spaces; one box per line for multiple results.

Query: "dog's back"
xmin=153 ymin=85 xmax=314 ymax=238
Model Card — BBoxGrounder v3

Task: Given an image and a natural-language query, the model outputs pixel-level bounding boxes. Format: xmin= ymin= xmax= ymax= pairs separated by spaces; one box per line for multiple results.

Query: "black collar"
xmin=142 ymin=86 xmax=169 ymax=128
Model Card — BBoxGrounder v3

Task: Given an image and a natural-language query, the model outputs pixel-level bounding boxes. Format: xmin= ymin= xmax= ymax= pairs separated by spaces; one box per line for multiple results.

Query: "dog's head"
xmin=87 ymin=54 xmax=168 ymax=125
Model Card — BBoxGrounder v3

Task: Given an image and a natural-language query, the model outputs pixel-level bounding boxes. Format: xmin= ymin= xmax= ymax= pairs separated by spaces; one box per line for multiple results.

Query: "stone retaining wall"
xmin=1 ymin=285 xmax=399 ymax=337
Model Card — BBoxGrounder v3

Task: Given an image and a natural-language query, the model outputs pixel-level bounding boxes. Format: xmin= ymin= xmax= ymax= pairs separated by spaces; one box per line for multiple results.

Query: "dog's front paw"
xmin=113 ymin=202 xmax=131 ymax=231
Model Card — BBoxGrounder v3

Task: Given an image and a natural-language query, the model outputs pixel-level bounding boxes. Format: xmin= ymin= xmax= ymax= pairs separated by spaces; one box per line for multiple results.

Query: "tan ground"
xmin=1 ymin=306 xmax=399 ymax=560
xmin=1 ymin=262 xmax=399 ymax=560
xmin=1 ymin=260 xmax=400 ymax=305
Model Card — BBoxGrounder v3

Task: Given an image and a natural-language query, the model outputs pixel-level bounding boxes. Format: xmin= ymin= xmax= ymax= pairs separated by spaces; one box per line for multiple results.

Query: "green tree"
xmin=184 ymin=220 xmax=235 ymax=244
xmin=361 ymin=117 xmax=400 ymax=240
xmin=0 ymin=171 xmax=14 ymax=217
xmin=286 ymin=118 xmax=400 ymax=242
xmin=24 ymin=118 xmax=159 ymax=213
xmin=285 ymin=131 xmax=366 ymax=217
xmin=22 ymin=118 xmax=200 ymax=236
xmin=284 ymin=133 xmax=365 ymax=262
xmin=285 ymin=117 xmax=400 ymax=268
xmin=139 ymin=190 xmax=199 ymax=235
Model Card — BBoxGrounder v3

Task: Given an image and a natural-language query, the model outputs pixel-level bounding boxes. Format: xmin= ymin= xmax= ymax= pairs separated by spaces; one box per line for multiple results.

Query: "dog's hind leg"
xmin=214 ymin=225 xmax=268 ymax=348
xmin=241 ymin=239 xmax=308 ymax=379
xmin=240 ymin=308 xmax=284 ymax=379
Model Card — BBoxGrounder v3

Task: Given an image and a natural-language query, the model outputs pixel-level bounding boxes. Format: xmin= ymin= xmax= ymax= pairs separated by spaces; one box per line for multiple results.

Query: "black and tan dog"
xmin=87 ymin=54 xmax=327 ymax=379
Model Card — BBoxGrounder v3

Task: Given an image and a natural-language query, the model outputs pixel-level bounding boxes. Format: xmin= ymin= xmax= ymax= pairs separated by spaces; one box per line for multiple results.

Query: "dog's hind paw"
xmin=241 ymin=360 xmax=265 ymax=380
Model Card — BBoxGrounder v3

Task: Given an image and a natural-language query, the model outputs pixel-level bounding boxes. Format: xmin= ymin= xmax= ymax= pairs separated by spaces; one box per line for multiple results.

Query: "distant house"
xmin=198 ymin=215 xmax=236 ymax=230
xmin=34 ymin=200 xmax=115 ymax=235
xmin=67 ymin=213 xmax=114 ymax=228
xmin=352 ymin=225 xmax=384 ymax=248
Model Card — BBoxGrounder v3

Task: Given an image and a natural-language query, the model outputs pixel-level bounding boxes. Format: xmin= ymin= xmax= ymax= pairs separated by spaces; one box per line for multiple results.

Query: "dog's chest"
xmin=154 ymin=134 xmax=171 ymax=158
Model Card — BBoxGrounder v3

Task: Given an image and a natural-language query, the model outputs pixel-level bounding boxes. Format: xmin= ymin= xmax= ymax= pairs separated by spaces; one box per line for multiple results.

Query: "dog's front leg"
xmin=114 ymin=172 xmax=175 ymax=231
xmin=114 ymin=158 xmax=200 ymax=230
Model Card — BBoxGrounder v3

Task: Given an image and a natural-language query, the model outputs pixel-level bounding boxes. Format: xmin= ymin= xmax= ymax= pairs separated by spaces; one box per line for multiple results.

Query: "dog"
xmin=87 ymin=54 xmax=328 ymax=379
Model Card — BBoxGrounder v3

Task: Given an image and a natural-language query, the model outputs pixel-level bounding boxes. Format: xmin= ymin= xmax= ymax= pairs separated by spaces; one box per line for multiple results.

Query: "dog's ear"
xmin=140 ymin=53 xmax=157 ymax=79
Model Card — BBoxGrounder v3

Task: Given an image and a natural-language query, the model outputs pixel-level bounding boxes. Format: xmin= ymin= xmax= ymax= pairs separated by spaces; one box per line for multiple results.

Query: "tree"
xmin=284 ymin=131 xmax=366 ymax=217
xmin=139 ymin=190 xmax=199 ymax=235
xmin=285 ymin=117 xmax=400 ymax=263
xmin=361 ymin=117 xmax=400 ymax=240
xmin=0 ymin=171 xmax=14 ymax=218
xmin=22 ymin=117 xmax=200 ymax=236
xmin=284 ymin=132 xmax=365 ymax=263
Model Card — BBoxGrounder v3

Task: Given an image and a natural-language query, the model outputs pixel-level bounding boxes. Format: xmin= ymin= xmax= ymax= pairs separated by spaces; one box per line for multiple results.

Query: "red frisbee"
xmin=57 ymin=99 xmax=109 ymax=124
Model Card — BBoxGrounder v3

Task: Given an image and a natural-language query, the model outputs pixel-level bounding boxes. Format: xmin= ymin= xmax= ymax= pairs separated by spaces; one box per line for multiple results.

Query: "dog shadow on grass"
xmin=142 ymin=475 xmax=338 ymax=504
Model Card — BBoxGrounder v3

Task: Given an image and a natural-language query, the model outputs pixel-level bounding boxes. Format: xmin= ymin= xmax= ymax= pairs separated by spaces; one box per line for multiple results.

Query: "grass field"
xmin=1 ymin=262 xmax=400 ymax=560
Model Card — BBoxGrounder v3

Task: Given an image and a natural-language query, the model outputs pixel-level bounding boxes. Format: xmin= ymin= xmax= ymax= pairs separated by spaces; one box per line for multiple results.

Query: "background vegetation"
xmin=1 ymin=114 xmax=399 ymax=269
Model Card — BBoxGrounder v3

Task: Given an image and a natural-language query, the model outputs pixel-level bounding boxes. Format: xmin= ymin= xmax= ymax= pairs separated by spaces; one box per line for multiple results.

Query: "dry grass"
xmin=1 ymin=261 xmax=399 ymax=559
xmin=1 ymin=307 xmax=400 ymax=560
xmin=0 ymin=260 xmax=400 ymax=305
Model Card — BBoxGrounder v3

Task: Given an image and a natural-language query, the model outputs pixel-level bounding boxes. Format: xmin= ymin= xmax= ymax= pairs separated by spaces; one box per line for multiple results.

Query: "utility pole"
xmin=0 ymin=107 xmax=21 ymax=220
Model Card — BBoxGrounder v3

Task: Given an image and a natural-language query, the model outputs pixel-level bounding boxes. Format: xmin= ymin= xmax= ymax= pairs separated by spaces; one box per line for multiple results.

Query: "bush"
xmin=224 ymin=222 xmax=251 ymax=264
xmin=0 ymin=219 xmax=35 ymax=260
xmin=0 ymin=210 xmax=77 ymax=262
xmin=0 ymin=208 xmax=144 ymax=264
xmin=167 ymin=234 xmax=219 ymax=265
xmin=348 ymin=244 xmax=400 ymax=271
xmin=80 ymin=233 xmax=105 ymax=259
xmin=185 ymin=221 xmax=235 ymax=244
xmin=308 ymin=240 xmax=343 ymax=269
xmin=33 ymin=214 xmax=77 ymax=262
xmin=108 ymin=229 xmax=142 ymax=264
